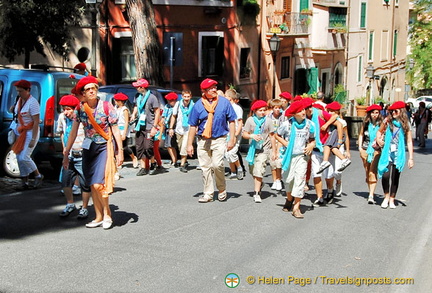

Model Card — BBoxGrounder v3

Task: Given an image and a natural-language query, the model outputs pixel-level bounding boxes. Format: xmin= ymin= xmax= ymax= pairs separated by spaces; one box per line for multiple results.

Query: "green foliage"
xmin=0 ymin=0 xmax=84 ymax=66
xmin=408 ymin=1 xmax=432 ymax=90
xmin=332 ymin=84 xmax=347 ymax=104
xmin=355 ymin=97 xmax=366 ymax=106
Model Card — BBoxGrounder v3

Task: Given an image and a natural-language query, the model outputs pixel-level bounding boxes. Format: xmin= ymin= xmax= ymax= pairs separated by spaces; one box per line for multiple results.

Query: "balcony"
xmin=267 ymin=12 xmax=310 ymax=36
xmin=312 ymin=0 xmax=348 ymax=7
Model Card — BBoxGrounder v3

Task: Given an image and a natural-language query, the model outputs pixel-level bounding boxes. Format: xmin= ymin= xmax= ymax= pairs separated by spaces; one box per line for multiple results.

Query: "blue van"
xmin=0 ymin=68 xmax=84 ymax=177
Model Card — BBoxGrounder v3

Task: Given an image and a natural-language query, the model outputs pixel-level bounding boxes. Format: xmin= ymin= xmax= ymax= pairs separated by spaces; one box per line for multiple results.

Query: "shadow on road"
xmin=0 ymin=188 xmax=138 ymax=240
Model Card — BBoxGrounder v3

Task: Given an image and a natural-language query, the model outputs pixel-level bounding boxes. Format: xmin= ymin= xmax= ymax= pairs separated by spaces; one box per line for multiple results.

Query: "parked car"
xmin=405 ymin=96 xmax=432 ymax=110
xmin=98 ymin=84 xmax=198 ymax=160
xmin=0 ymin=68 xmax=84 ymax=177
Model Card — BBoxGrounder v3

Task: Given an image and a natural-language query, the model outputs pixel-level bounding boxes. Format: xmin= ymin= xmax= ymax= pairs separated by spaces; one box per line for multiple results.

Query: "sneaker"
xmin=196 ymin=166 xmax=202 ymax=170
xmin=149 ymin=163 xmax=157 ymax=175
xmin=271 ymin=181 xmax=277 ymax=190
xmin=335 ymin=183 xmax=342 ymax=196
xmin=389 ymin=201 xmax=396 ymax=209
xmin=59 ymin=203 xmax=76 ymax=217
xmin=179 ymin=166 xmax=188 ymax=173
xmin=381 ymin=198 xmax=389 ymax=209
xmin=317 ymin=161 xmax=331 ymax=174
xmin=337 ymin=159 xmax=352 ymax=172
xmin=77 ymin=208 xmax=88 ymax=219
xmin=136 ymin=168 xmax=147 ymax=176
xmin=236 ymin=169 xmax=244 ymax=180
xmin=72 ymin=185 xmax=81 ymax=195
xmin=325 ymin=190 xmax=335 ymax=204
xmin=228 ymin=173 xmax=237 ymax=180
xmin=275 ymin=180 xmax=283 ymax=191
xmin=198 ymin=194 xmax=213 ymax=203
xmin=313 ymin=198 xmax=326 ymax=207
xmin=114 ymin=172 xmax=120 ymax=181
xmin=218 ymin=190 xmax=227 ymax=201
xmin=19 ymin=182 xmax=30 ymax=190
xmin=367 ymin=196 xmax=376 ymax=204
xmin=33 ymin=174 xmax=44 ymax=188
xmin=254 ymin=194 xmax=262 ymax=203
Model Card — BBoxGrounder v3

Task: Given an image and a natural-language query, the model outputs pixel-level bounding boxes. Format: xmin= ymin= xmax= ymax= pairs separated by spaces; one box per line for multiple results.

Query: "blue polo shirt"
xmin=188 ymin=96 xmax=237 ymax=138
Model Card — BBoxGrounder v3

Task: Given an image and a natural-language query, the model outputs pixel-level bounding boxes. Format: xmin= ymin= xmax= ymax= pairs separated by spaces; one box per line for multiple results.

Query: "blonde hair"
xmin=268 ymin=99 xmax=283 ymax=108
xmin=225 ymin=89 xmax=238 ymax=100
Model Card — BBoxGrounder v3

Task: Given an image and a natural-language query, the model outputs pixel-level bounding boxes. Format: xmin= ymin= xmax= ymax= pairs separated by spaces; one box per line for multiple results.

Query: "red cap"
xmin=285 ymin=101 xmax=306 ymax=116
xmin=14 ymin=79 xmax=31 ymax=89
xmin=200 ymin=78 xmax=218 ymax=90
xmin=326 ymin=101 xmax=342 ymax=111
xmin=279 ymin=92 xmax=293 ymax=101
xmin=75 ymin=76 xmax=99 ymax=93
xmin=74 ymin=63 xmax=86 ymax=71
xmin=113 ymin=93 xmax=129 ymax=101
xmin=293 ymin=95 xmax=303 ymax=102
xmin=388 ymin=101 xmax=406 ymax=110
xmin=132 ymin=78 xmax=149 ymax=88
xmin=366 ymin=104 xmax=382 ymax=112
xmin=302 ymin=98 xmax=314 ymax=108
xmin=251 ymin=100 xmax=268 ymax=111
xmin=59 ymin=95 xmax=80 ymax=107
xmin=165 ymin=92 xmax=178 ymax=101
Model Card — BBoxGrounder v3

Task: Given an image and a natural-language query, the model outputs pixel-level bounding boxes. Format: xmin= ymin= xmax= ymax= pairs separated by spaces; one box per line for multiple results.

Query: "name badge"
xmin=390 ymin=143 xmax=397 ymax=152
xmin=82 ymin=137 xmax=92 ymax=150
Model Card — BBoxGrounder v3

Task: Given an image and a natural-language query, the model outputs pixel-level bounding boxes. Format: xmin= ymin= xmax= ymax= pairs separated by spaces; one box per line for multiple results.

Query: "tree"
xmin=0 ymin=0 xmax=84 ymax=68
xmin=125 ymin=0 xmax=164 ymax=86
xmin=408 ymin=1 xmax=432 ymax=90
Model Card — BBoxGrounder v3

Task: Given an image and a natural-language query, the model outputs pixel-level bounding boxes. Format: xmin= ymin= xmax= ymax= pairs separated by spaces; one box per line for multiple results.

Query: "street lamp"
xmin=366 ymin=64 xmax=375 ymax=105
xmin=85 ymin=0 xmax=103 ymax=77
xmin=269 ymin=33 xmax=281 ymax=99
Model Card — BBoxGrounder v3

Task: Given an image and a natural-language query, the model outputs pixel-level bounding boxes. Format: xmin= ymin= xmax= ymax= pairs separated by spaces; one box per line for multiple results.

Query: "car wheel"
xmin=3 ymin=147 xmax=20 ymax=178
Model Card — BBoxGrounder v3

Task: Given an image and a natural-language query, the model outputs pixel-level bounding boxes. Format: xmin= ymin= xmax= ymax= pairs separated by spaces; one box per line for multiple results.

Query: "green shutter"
xmin=393 ymin=30 xmax=398 ymax=57
xmin=360 ymin=2 xmax=366 ymax=28
xmin=368 ymin=32 xmax=374 ymax=60
xmin=300 ymin=0 xmax=309 ymax=11
xmin=358 ymin=56 xmax=363 ymax=82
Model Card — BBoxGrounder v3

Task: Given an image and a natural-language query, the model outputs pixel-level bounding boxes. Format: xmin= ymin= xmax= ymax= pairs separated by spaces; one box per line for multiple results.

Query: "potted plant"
xmin=355 ymin=97 xmax=368 ymax=117
xmin=300 ymin=8 xmax=313 ymax=16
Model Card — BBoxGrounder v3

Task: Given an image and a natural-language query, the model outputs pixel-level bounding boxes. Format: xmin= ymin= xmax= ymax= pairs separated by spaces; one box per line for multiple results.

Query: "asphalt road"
xmin=1 ymin=142 xmax=431 ymax=293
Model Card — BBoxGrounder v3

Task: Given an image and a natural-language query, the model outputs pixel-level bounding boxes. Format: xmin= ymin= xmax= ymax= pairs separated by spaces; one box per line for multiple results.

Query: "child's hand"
xmin=252 ymin=134 xmax=262 ymax=142
xmin=345 ymin=151 xmax=351 ymax=159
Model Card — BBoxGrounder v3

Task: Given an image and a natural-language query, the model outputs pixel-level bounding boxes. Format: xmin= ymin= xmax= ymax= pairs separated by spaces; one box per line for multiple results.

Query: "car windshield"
xmin=56 ymin=78 xmax=80 ymax=112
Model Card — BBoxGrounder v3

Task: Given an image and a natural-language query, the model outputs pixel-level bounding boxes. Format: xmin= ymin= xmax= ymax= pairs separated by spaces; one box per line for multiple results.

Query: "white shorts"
xmin=311 ymin=151 xmax=335 ymax=179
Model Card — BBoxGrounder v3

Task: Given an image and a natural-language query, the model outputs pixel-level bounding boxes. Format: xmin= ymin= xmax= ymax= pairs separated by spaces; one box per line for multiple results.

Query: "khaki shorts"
xmin=248 ymin=152 xmax=268 ymax=178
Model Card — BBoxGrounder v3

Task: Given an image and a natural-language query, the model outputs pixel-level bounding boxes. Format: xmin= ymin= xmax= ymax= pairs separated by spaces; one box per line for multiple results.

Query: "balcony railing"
xmin=267 ymin=12 xmax=310 ymax=35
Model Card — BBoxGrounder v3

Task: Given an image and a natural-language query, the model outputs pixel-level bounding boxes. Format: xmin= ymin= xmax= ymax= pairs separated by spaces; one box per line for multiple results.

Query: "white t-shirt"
xmin=116 ymin=105 xmax=131 ymax=137
xmin=14 ymin=96 xmax=40 ymax=126
xmin=277 ymin=118 xmax=315 ymax=155
xmin=173 ymin=100 xmax=193 ymax=135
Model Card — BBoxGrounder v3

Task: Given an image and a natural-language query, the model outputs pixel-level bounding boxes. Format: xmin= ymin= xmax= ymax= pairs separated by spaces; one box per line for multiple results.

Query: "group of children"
xmin=241 ymin=93 xmax=352 ymax=218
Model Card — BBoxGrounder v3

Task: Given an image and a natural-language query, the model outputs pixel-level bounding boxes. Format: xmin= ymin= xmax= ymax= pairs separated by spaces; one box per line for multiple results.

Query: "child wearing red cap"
xmin=243 ymin=100 xmax=277 ymax=203
xmin=376 ymin=101 xmax=414 ymax=209
xmin=316 ymin=102 xmax=351 ymax=191
xmin=358 ymin=104 xmax=383 ymax=204
xmin=113 ymin=93 xmax=138 ymax=174
xmin=161 ymin=92 xmax=179 ymax=167
xmin=326 ymin=102 xmax=351 ymax=198
xmin=276 ymin=100 xmax=316 ymax=218
xmin=57 ymin=95 xmax=91 ymax=219
xmin=267 ymin=99 xmax=285 ymax=191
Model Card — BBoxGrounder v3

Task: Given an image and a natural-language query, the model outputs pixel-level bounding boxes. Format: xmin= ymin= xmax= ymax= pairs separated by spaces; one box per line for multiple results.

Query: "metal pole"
xmin=170 ymin=37 xmax=175 ymax=89
xmin=272 ymin=53 xmax=276 ymax=99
